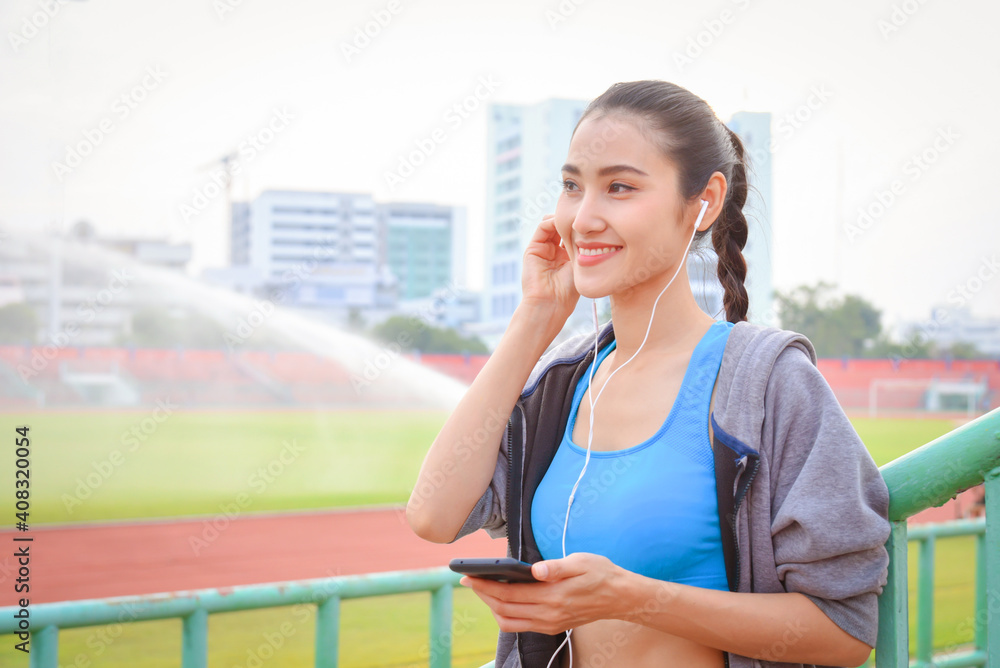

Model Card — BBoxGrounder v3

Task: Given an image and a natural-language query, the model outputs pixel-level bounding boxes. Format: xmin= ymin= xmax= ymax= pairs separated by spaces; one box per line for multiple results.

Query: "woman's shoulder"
xmin=713 ymin=321 xmax=825 ymax=442
xmin=725 ymin=321 xmax=817 ymax=366
xmin=521 ymin=320 xmax=615 ymax=395
xmin=717 ymin=322 xmax=818 ymax=395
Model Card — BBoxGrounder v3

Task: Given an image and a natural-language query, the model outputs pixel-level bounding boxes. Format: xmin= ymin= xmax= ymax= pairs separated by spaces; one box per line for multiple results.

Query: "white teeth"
xmin=578 ymin=247 xmax=620 ymax=256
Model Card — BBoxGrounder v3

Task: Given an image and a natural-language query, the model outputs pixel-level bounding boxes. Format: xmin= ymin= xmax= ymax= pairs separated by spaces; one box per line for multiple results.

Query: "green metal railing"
xmin=1 ymin=407 xmax=997 ymax=667
xmin=858 ymin=518 xmax=989 ymax=668
xmin=0 ymin=567 xmax=464 ymax=668
xmin=873 ymin=406 xmax=1000 ymax=667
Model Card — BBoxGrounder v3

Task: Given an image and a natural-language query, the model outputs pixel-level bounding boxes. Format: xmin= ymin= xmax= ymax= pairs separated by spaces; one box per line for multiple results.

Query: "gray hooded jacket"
xmin=453 ymin=320 xmax=891 ymax=668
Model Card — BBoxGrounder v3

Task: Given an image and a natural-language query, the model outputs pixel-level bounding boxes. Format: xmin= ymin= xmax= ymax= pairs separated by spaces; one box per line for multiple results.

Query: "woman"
xmin=407 ymin=80 xmax=890 ymax=668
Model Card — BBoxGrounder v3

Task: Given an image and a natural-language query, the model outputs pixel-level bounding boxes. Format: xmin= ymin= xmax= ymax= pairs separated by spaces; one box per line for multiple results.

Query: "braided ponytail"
xmin=712 ymin=126 xmax=750 ymax=323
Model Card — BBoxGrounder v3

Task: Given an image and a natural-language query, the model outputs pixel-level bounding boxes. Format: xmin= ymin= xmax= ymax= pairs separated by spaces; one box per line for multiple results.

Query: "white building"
xmin=480 ymin=98 xmax=595 ymax=347
xmin=710 ymin=111 xmax=775 ymax=325
xmin=686 ymin=252 xmax=725 ymax=321
xmin=225 ymin=190 xmax=395 ymax=317
xmin=901 ymin=306 xmax=1000 ymax=357
xmin=682 ymin=112 xmax=775 ymax=324
xmin=378 ymin=201 xmax=466 ymax=301
xmin=219 ymin=190 xmax=467 ymax=324
xmin=0 ymin=222 xmax=192 ymax=346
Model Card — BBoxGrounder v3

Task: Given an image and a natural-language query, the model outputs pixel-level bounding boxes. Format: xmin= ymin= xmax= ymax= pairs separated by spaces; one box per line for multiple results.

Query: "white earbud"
xmin=697 ymin=199 xmax=709 ymax=228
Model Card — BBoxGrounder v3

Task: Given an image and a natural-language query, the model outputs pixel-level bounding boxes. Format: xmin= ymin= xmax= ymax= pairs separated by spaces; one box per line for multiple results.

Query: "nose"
xmin=570 ymin=192 xmax=607 ymax=239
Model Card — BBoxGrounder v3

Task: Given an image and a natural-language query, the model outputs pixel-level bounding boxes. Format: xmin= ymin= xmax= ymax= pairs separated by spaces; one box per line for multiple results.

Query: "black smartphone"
xmin=449 ymin=557 xmax=539 ymax=583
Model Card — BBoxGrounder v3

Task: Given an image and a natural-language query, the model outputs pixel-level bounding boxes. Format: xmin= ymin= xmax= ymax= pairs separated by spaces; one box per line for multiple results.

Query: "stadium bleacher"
xmin=0 ymin=344 xmax=996 ymax=413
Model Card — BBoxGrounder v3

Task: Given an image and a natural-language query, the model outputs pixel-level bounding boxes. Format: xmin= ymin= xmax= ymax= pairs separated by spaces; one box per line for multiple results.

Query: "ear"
xmin=696 ymin=171 xmax=728 ymax=231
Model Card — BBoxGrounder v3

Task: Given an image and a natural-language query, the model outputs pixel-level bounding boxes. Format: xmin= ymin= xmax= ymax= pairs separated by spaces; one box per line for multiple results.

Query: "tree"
xmin=775 ymin=282 xmax=882 ymax=357
xmin=0 ymin=303 xmax=37 ymax=344
xmin=125 ymin=307 xmax=229 ymax=348
xmin=369 ymin=316 xmax=488 ymax=354
xmin=942 ymin=341 xmax=984 ymax=359
xmin=346 ymin=307 xmax=366 ymax=333
xmin=866 ymin=333 xmax=931 ymax=359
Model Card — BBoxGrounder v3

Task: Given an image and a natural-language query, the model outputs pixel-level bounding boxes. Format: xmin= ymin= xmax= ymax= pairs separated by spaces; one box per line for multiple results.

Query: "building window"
xmin=497 ymin=156 xmax=521 ymax=174
xmin=497 ymin=135 xmax=521 ymax=152
xmin=495 ymin=197 xmax=521 ymax=215
xmin=496 ymin=176 xmax=521 ymax=194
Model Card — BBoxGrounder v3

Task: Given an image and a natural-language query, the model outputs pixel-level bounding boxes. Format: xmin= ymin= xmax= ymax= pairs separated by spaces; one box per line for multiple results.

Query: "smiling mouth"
xmin=578 ymin=246 xmax=622 ymax=257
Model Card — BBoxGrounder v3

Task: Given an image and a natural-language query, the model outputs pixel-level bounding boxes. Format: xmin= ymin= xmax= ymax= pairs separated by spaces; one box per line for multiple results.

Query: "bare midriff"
xmin=557 ymin=619 xmax=726 ymax=668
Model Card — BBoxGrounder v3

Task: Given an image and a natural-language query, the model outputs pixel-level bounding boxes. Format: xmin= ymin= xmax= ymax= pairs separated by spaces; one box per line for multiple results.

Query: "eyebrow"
xmin=561 ymin=163 xmax=650 ymax=178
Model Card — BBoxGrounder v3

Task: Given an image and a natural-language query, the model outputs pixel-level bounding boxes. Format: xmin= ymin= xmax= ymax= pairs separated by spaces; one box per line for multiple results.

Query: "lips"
xmin=575 ymin=244 xmax=623 ymax=266
xmin=578 ymin=246 xmax=621 ymax=256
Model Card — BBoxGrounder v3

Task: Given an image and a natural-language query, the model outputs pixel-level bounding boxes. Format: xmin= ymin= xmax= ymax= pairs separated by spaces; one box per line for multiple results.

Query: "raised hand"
xmin=520 ymin=214 xmax=579 ymax=323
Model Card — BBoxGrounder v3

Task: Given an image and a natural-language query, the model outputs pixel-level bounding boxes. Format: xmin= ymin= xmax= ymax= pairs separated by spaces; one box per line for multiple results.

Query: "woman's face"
xmin=554 ymin=113 xmax=695 ymax=300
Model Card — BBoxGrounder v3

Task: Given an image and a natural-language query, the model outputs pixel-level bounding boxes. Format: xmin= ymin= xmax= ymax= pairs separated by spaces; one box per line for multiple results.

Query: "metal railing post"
xmin=876 ymin=521 xmax=910 ymax=668
xmin=975 ymin=529 xmax=987 ymax=654
xmin=315 ymin=596 xmax=340 ymax=668
xmin=181 ymin=608 xmax=208 ymax=668
xmin=915 ymin=534 xmax=935 ymax=666
xmin=429 ymin=583 xmax=453 ymax=668
xmin=29 ymin=625 xmax=58 ymax=668
xmin=985 ymin=466 xmax=1000 ymax=667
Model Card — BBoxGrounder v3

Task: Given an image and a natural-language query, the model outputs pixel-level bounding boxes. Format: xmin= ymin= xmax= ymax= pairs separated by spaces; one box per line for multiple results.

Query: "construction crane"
xmin=198 ymin=150 xmax=239 ymax=266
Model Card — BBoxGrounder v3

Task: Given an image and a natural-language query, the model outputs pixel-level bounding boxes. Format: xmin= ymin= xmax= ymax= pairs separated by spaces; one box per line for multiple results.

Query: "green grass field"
xmin=1 ymin=410 xmax=452 ymax=525
xmin=0 ymin=411 xmax=980 ymax=665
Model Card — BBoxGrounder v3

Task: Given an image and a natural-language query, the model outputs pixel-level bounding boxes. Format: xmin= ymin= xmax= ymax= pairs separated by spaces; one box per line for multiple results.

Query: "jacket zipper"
xmin=513 ymin=346 xmax=601 ymax=667
xmin=504 ymin=400 xmax=524 ymax=551
xmin=504 ymin=415 xmax=513 ymax=545
xmin=730 ymin=454 xmax=761 ymax=595
xmin=722 ymin=454 xmax=759 ymax=668
xmin=506 ymin=400 xmax=525 ymax=666
xmin=507 ymin=345 xmax=601 ymax=668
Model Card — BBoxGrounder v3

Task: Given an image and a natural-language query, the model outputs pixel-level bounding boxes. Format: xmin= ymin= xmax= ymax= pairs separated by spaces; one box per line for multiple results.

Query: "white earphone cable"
xmin=548 ymin=199 xmax=709 ymax=668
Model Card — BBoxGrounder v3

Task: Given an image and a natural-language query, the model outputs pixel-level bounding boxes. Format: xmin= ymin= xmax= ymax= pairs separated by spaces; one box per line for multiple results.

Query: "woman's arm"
xmin=406 ymin=216 xmax=578 ymax=543
xmin=406 ymin=301 xmax=565 ymax=543
xmin=462 ymin=553 xmax=873 ymax=667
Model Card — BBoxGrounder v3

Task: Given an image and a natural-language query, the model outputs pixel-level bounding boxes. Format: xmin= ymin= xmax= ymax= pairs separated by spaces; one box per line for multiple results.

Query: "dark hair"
xmin=573 ymin=80 xmax=750 ymax=323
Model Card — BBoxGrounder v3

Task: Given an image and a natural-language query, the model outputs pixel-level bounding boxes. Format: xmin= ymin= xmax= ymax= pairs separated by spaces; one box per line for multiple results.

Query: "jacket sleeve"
xmin=446 ymin=327 xmax=600 ymax=545
xmin=761 ymin=345 xmax=891 ymax=648
xmin=448 ymin=418 xmax=510 ymax=542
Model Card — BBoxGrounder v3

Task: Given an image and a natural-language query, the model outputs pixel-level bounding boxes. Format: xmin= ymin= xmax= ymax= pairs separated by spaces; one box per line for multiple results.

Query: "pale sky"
xmin=1 ymin=0 xmax=997 ymax=334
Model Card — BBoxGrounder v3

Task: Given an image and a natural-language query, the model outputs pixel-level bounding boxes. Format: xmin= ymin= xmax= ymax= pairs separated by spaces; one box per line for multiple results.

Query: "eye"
xmin=609 ymin=182 xmax=634 ymax=193
xmin=560 ymin=179 xmax=578 ymax=192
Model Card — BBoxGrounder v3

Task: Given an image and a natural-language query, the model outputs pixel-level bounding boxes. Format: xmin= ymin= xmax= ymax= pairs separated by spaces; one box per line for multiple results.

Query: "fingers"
xmin=543 ymin=215 xmax=568 ymax=251
xmin=525 ymin=216 xmax=571 ymax=270
xmin=529 ymin=214 xmax=559 ymax=244
xmin=464 ymin=579 xmax=565 ymax=635
xmin=531 ymin=561 xmax=551 ymax=580
xmin=461 ymin=574 xmax=548 ymax=602
xmin=533 ymin=555 xmax=584 ymax=581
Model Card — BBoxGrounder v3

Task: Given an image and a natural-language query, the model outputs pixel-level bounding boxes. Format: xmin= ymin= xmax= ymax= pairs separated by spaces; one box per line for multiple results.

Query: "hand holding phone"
xmin=449 ymin=557 xmax=539 ymax=583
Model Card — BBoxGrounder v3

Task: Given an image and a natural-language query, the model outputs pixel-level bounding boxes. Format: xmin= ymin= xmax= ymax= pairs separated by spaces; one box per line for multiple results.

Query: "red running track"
xmin=0 ymin=489 xmax=983 ymax=608
xmin=0 ymin=507 xmax=504 ymax=606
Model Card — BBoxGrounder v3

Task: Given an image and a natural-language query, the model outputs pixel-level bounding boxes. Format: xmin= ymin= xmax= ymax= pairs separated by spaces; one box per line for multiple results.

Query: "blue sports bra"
xmin=530 ymin=320 xmax=733 ymax=590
